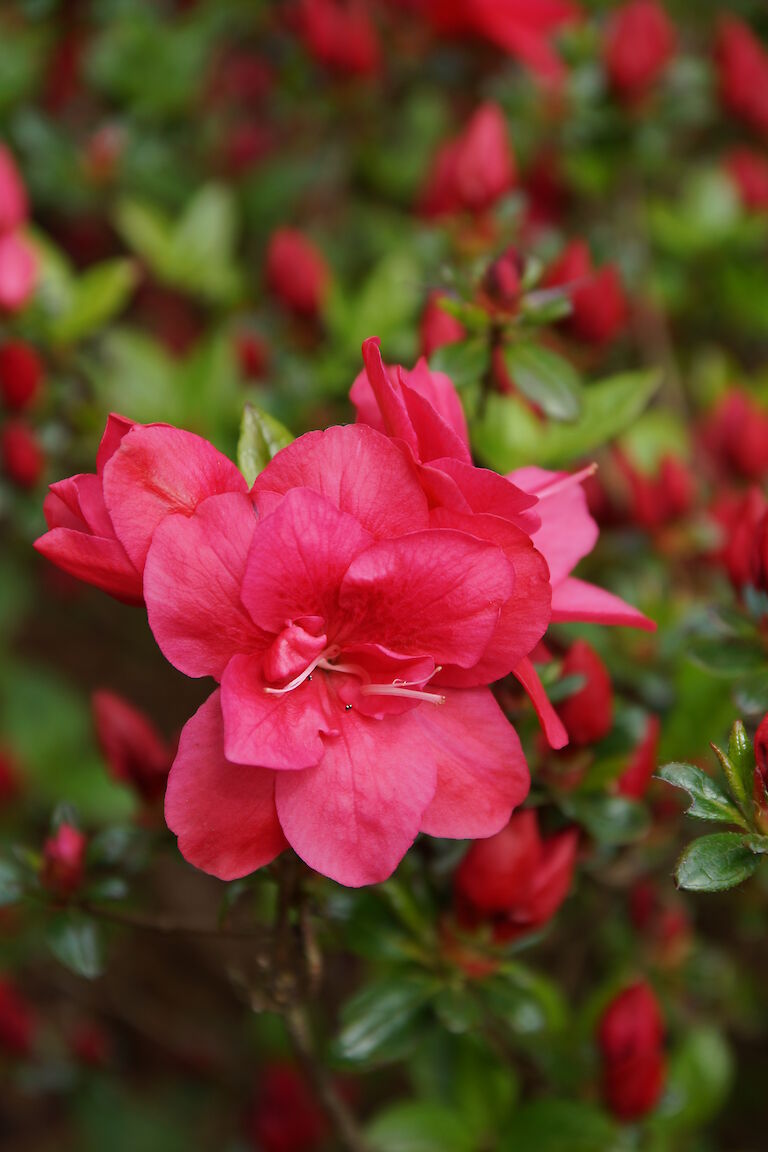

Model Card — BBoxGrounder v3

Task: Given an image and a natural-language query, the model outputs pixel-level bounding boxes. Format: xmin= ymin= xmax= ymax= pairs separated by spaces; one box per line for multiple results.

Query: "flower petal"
xmin=510 ymin=465 xmax=598 ymax=585
xmin=551 ymin=577 xmax=656 ymax=631
xmin=164 ymin=691 xmax=286 ymax=881
xmin=339 ymin=529 xmax=512 ymax=666
xmin=514 ymin=656 xmax=569 ymax=749
xmin=144 ymin=492 xmax=263 ymax=678
xmin=103 ymin=424 xmax=247 ymax=571
xmin=241 ymin=487 xmax=373 ymax=633
xmin=253 ymin=424 xmax=429 ymax=538
xmin=275 ymin=707 xmax=437 ymax=886
xmin=34 ymin=528 xmax=143 ymax=604
xmin=418 ymin=687 xmax=529 ymax=838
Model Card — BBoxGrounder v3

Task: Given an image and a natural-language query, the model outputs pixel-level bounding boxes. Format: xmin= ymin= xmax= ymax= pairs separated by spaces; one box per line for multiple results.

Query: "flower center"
xmin=263 ymin=642 xmax=445 ymax=706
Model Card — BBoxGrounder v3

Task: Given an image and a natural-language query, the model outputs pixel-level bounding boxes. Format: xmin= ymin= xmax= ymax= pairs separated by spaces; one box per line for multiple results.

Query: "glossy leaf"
xmin=675 ymin=833 xmax=760 ymax=892
xmin=657 ymin=762 xmax=748 ymax=828
xmin=503 ymin=342 xmax=582 ymax=422
xmin=237 ymin=404 xmax=294 ymax=485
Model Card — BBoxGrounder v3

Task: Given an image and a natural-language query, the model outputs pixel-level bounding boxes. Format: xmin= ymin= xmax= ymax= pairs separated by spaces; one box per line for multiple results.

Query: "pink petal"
xmin=275 ymin=706 xmax=437 ymax=886
xmin=0 ymin=232 xmax=36 ymax=313
xmin=103 ymin=424 xmax=247 ymax=571
xmin=418 ymin=687 xmax=529 ymax=838
xmin=510 ymin=465 xmax=598 ymax=585
xmin=96 ymin=414 xmax=138 ymax=474
xmin=144 ymin=492 xmax=264 ymax=678
xmin=401 ymin=358 xmax=470 ymax=450
xmin=241 ymin=487 xmax=372 ymax=634
xmin=514 ymin=656 xmax=569 ymax=749
xmin=435 ymin=457 xmax=539 ymax=529
xmin=34 ymin=528 xmax=143 ymax=603
xmin=339 ymin=529 xmax=512 ymax=667
xmin=253 ymin=424 xmax=429 ymax=538
xmin=552 ymin=577 xmax=656 ymax=631
xmin=358 ymin=339 xmax=418 ymax=453
xmin=164 ymin=691 xmax=286 ymax=881
xmin=399 ymin=373 xmax=471 ymax=464
xmin=430 ymin=508 xmax=551 ymax=685
xmin=221 ymin=654 xmax=337 ymax=770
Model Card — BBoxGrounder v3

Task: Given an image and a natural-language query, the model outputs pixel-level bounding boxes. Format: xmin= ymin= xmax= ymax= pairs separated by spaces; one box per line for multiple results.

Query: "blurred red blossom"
xmin=0 ymin=978 xmax=36 ymax=1058
xmin=603 ymin=0 xmax=676 ymax=102
xmin=455 ymin=809 xmax=578 ymax=940
xmin=265 ymin=228 xmax=330 ymax=318
xmin=41 ymin=823 xmax=87 ymax=899
xmin=555 ymin=639 xmax=613 ymax=747
xmin=0 ymin=341 xmax=44 ymax=412
xmin=1 ymin=421 xmax=44 ymax=489
xmin=725 ymin=149 xmax=768 ymax=212
xmin=616 ymin=715 xmax=660 ymax=799
xmin=419 ymin=292 xmax=465 ymax=359
xmin=614 ymin=451 xmax=695 ymax=532
xmin=716 ymin=17 xmax=768 ymax=136
xmin=421 ymin=103 xmax=515 ymax=218
xmin=544 ymin=240 xmax=628 ymax=345
xmin=92 ymin=690 xmax=176 ymax=803
xmin=709 ymin=487 xmax=767 ymax=594
xmin=701 ymin=391 xmax=768 ymax=482
xmin=246 ymin=1063 xmax=328 ymax=1152
xmin=299 ymin=0 xmax=381 ymax=76
xmin=598 ymin=981 xmax=666 ymax=1120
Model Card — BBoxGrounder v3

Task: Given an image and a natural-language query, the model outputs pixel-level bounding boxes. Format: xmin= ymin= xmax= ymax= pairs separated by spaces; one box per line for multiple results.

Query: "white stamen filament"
xmin=264 ymin=647 xmax=445 ymax=706
xmin=263 ymin=644 xmax=340 ymax=695
xmin=360 ymin=683 xmax=446 ymax=705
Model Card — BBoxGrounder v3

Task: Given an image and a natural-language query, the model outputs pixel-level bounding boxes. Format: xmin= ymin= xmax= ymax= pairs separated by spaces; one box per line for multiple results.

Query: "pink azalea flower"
xmin=351 ymin=338 xmax=654 ymax=748
xmin=35 ymin=414 xmax=247 ymax=604
xmin=0 ymin=231 xmax=37 ymax=314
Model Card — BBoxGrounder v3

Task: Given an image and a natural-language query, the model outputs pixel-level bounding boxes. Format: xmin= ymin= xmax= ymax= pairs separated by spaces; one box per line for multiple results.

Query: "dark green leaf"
xmin=559 ymin=793 xmax=650 ymax=845
xmin=484 ymin=967 xmax=567 ymax=1036
xmin=675 ymin=833 xmax=760 ymax=892
xmin=237 ymin=404 xmax=294 ymax=486
xmin=48 ymin=916 xmax=105 ymax=979
xmin=688 ymin=638 xmax=765 ymax=678
xmin=433 ymin=987 xmax=483 ymax=1034
xmin=657 ymin=762 xmax=748 ymax=828
xmin=0 ymin=860 xmax=23 ymax=907
xmin=500 ymin=1100 xmax=624 ymax=1152
xmin=503 ymin=342 xmax=582 ymax=422
xmin=335 ymin=977 xmax=435 ymax=1064
xmin=429 ymin=339 xmax=489 ymax=390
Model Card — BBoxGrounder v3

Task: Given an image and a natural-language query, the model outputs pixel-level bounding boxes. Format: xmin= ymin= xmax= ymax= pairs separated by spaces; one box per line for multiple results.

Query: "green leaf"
xmin=657 ymin=762 xmax=748 ymax=828
xmin=237 ymin=404 xmax=294 ymax=486
xmin=429 ymin=338 xmax=489 ymax=390
xmin=559 ymin=793 xmax=650 ymax=845
xmin=726 ymin=721 xmax=755 ymax=809
xmin=433 ymin=987 xmax=483 ymax=1035
xmin=675 ymin=833 xmax=760 ymax=892
xmin=48 ymin=916 xmax=105 ymax=979
xmin=474 ymin=368 xmax=661 ymax=471
xmin=484 ymin=966 xmax=567 ymax=1036
xmin=327 ymin=250 xmax=421 ymax=357
xmin=501 ymin=1100 xmax=624 ymax=1152
xmin=335 ymin=977 xmax=435 ymax=1065
xmin=48 ymin=259 xmax=138 ymax=344
xmin=503 ymin=342 xmax=582 ymax=422
xmin=688 ymin=637 xmax=765 ymax=678
xmin=655 ymin=1028 xmax=733 ymax=1131
xmin=367 ymin=1102 xmax=474 ymax=1152
xmin=0 ymin=859 xmax=23 ymax=907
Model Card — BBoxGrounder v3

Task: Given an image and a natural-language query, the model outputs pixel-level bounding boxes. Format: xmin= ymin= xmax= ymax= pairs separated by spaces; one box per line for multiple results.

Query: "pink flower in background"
xmin=300 ymin=0 xmax=380 ymax=76
xmin=40 ymin=823 xmax=87 ymax=899
xmin=603 ymin=0 xmax=676 ymax=102
xmin=0 ymin=145 xmax=27 ymax=235
xmin=92 ymin=690 xmax=176 ymax=803
xmin=1 ymin=421 xmax=44 ymax=489
xmin=0 ymin=145 xmax=36 ymax=313
xmin=35 ymin=414 xmax=247 ymax=604
xmin=421 ymin=104 xmax=515 ymax=218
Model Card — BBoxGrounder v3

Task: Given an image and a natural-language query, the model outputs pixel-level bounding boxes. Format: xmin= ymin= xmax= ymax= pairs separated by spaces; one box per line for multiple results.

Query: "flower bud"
xmin=246 ymin=1063 xmax=328 ymax=1152
xmin=616 ymin=716 xmax=660 ymax=799
xmin=544 ymin=241 xmax=627 ymax=345
xmin=300 ymin=0 xmax=381 ymax=77
xmin=603 ymin=1 xmax=676 ymax=102
xmin=710 ymin=487 xmax=768 ymax=593
xmin=481 ymin=247 xmax=524 ymax=311
xmin=716 ymin=17 xmax=768 ymax=135
xmin=754 ymin=712 xmax=768 ymax=793
xmin=555 ymin=639 xmax=613 ymax=747
xmin=0 ymin=341 xmax=43 ymax=412
xmin=1 ymin=420 xmax=44 ymax=488
xmin=235 ymin=331 xmax=270 ymax=381
xmin=0 ymin=145 xmax=28 ymax=236
xmin=0 ymin=748 xmax=19 ymax=808
xmin=40 ymin=823 xmax=86 ymax=899
xmin=598 ymin=981 xmax=665 ymax=1120
xmin=265 ymin=228 xmax=330 ymax=319
xmin=0 ymin=977 xmax=35 ymax=1058
xmin=726 ymin=149 xmax=768 ymax=213
xmin=419 ymin=292 xmax=465 ymax=359
xmin=421 ymin=103 xmax=515 ymax=218
xmin=92 ymin=690 xmax=175 ymax=804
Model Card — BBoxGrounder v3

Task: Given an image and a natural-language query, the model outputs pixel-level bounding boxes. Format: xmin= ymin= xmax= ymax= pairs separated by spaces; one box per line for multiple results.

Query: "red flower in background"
xmin=603 ymin=0 xmax=676 ymax=102
xmin=0 ymin=978 xmax=35 ymax=1058
xmin=1 ymin=421 xmax=44 ymax=489
xmin=702 ymin=391 xmax=768 ymax=482
xmin=92 ymin=690 xmax=176 ymax=803
xmin=725 ymin=149 xmax=768 ymax=212
xmin=246 ymin=1064 xmax=328 ymax=1152
xmin=455 ymin=809 xmax=578 ymax=940
xmin=0 ymin=748 xmax=20 ymax=808
xmin=555 ymin=639 xmax=613 ymax=747
xmin=754 ymin=712 xmax=768 ymax=793
xmin=0 ymin=341 xmax=44 ymax=412
xmin=421 ymin=103 xmax=515 ymax=218
xmin=0 ymin=145 xmax=28 ymax=235
xmin=420 ymin=0 xmax=580 ymax=83
xmin=420 ymin=292 xmax=465 ymax=359
xmin=598 ymin=981 xmax=666 ymax=1120
xmin=41 ymin=823 xmax=87 ymax=899
xmin=710 ymin=487 xmax=767 ymax=594
xmin=265 ymin=229 xmax=330 ymax=318
xmin=614 ymin=451 xmax=695 ymax=531
xmin=616 ymin=715 xmax=660 ymax=799
xmin=300 ymin=0 xmax=380 ymax=76
xmin=0 ymin=145 xmax=36 ymax=313
xmin=544 ymin=240 xmax=628 ymax=345
xmin=716 ymin=17 xmax=768 ymax=136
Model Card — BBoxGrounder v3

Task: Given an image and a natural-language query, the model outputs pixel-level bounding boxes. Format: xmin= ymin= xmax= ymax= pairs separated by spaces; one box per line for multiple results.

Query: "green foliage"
xmin=237 ymin=404 xmax=294 ymax=485
xmin=657 ymin=762 xmax=748 ymax=828
xmin=503 ymin=342 xmax=583 ymax=422
xmin=47 ymin=915 xmax=105 ymax=980
xmin=675 ymin=833 xmax=760 ymax=892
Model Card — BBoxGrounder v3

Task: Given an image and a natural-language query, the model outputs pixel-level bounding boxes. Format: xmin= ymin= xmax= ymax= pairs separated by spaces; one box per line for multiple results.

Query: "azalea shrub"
xmin=3 ymin=1 xmax=768 ymax=1150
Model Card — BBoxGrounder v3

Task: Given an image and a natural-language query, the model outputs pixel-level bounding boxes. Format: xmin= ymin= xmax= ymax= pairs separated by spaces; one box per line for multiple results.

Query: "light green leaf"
xmin=560 ymin=793 xmax=650 ymax=845
xmin=48 ymin=916 xmax=105 ymax=980
xmin=237 ymin=404 xmax=294 ymax=486
xmin=657 ymin=762 xmax=748 ymax=828
xmin=368 ymin=1102 xmax=474 ymax=1152
xmin=503 ymin=342 xmax=582 ymax=422
xmin=48 ymin=259 xmax=138 ymax=345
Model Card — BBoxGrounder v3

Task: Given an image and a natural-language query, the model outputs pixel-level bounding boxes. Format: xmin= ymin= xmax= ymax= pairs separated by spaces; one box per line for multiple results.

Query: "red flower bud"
xmin=555 ymin=639 xmax=613 ymax=747
xmin=421 ymin=103 xmax=515 ymax=218
xmin=1 ymin=420 xmax=44 ymax=488
xmin=710 ymin=487 xmax=768 ymax=593
xmin=40 ymin=823 xmax=87 ymax=899
xmin=0 ymin=146 xmax=27 ymax=236
xmin=616 ymin=715 xmax=660 ymax=799
xmin=300 ymin=0 xmax=381 ymax=77
xmin=544 ymin=241 xmax=627 ymax=345
xmin=0 ymin=977 xmax=35 ymax=1058
xmin=454 ymin=809 xmax=578 ymax=940
xmin=236 ymin=331 xmax=270 ymax=381
xmin=0 ymin=748 xmax=19 ymax=808
xmin=725 ymin=149 xmax=768 ymax=213
xmin=716 ymin=17 xmax=768 ymax=136
xmin=598 ymin=981 xmax=665 ymax=1120
xmin=703 ymin=391 xmax=768 ymax=482
xmin=419 ymin=292 xmax=465 ymax=359
xmin=92 ymin=690 xmax=175 ymax=804
xmin=265 ymin=229 xmax=330 ymax=318
xmin=482 ymin=247 xmax=524 ymax=310
xmin=0 ymin=341 xmax=44 ymax=412
xmin=603 ymin=1 xmax=676 ymax=102
xmin=755 ymin=713 xmax=768 ymax=792
xmin=246 ymin=1063 xmax=328 ymax=1152
xmin=614 ymin=450 xmax=694 ymax=531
